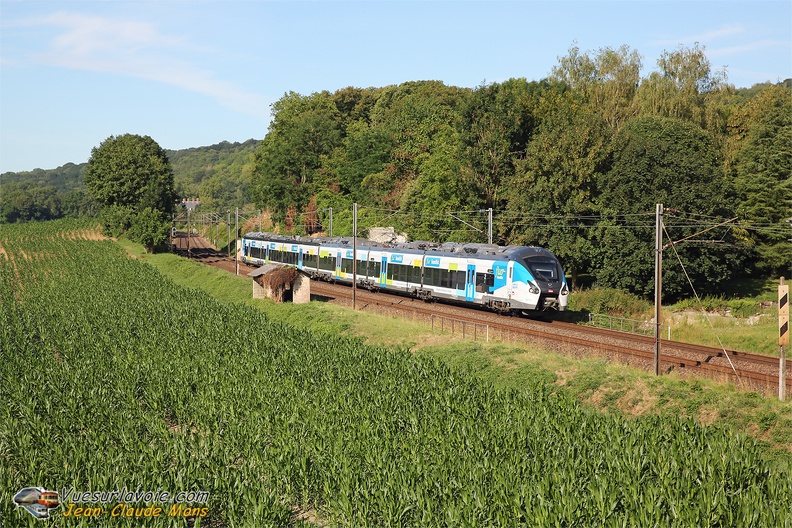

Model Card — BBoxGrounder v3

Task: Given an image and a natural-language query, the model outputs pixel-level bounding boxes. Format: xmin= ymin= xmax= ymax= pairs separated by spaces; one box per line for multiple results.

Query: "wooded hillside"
xmin=0 ymin=139 xmax=259 ymax=223
xmin=250 ymin=45 xmax=791 ymax=298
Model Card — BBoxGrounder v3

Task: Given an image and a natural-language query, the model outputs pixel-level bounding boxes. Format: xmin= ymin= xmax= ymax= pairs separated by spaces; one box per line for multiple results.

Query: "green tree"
xmin=128 ymin=207 xmax=170 ymax=252
xmin=504 ymin=103 xmax=612 ymax=285
xmin=399 ymin=124 xmax=481 ymax=241
xmin=552 ymin=44 xmax=642 ymax=129
xmin=327 ymin=120 xmax=394 ymax=201
xmin=459 ymin=79 xmax=543 ymax=209
xmin=84 ymin=134 xmax=175 ymax=246
xmin=595 ymin=116 xmax=741 ymax=300
xmin=632 ymin=44 xmax=727 ymax=130
xmin=365 ymin=81 xmax=469 ymax=207
xmin=730 ymin=85 xmax=792 ymax=275
xmin=0 ymin=183 xmax=62 ymax=223
xmin=84 ymin=134 xmax=177 ymax=214
xmin=250 ymin=91 xmax=343 ymax=222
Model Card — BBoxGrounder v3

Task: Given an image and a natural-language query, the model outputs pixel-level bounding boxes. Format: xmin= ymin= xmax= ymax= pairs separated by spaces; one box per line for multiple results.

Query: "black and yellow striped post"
xmin=780 ymin=277 xmax=788 ymax=401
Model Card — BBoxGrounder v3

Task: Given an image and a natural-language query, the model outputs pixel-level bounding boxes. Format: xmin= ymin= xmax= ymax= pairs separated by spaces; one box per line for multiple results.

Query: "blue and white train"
xmin=241 ymin=232 xmax=569 ymax=314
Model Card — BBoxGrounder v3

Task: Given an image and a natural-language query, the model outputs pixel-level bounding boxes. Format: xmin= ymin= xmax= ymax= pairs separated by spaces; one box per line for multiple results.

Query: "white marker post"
xmin=779 ymin=277 xmax=788 ymax=401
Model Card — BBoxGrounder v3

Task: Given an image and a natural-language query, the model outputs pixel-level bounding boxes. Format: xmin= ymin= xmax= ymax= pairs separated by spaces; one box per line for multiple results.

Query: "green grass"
xmin=417 ymin=339 xmax=792 ymax=471
xmin=566 ymin=281 xmax=784 ymax=356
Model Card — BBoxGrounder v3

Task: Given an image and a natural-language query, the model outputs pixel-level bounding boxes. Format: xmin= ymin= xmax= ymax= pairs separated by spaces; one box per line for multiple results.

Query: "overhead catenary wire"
xmin=662 ymin=222 xmax=743 ymax=384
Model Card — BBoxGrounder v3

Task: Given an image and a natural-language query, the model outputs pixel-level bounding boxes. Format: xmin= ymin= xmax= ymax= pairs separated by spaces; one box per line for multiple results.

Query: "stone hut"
xmin=248 ymin=264 xmax=310 ymax=303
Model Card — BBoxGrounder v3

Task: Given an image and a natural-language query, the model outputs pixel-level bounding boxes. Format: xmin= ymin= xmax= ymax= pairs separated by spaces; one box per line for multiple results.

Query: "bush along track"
xmin=1 ymin=222 xmax=791 ymax=527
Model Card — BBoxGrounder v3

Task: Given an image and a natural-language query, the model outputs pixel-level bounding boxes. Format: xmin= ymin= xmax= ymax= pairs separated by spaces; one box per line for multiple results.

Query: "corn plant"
xmin=1 ymin=220 xmax=790 ymax=527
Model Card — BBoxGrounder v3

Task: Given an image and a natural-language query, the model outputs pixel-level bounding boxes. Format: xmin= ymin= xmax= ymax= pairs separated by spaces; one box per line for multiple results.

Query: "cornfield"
xmin=1 ymin=220 xmax=790 ymax=527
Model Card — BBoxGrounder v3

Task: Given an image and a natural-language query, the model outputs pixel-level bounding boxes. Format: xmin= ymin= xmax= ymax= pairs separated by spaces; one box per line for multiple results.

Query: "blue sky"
xmin=1 ymin=1 xmax=790 ymax=173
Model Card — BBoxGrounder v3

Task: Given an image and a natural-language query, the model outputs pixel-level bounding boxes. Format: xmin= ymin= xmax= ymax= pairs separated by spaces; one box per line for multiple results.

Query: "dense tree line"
xmin=250 ymin=45 xmax=791 ymax=300
xmin=166 ymin=139 xmax=259 ymax=211
xmin=0 ymin=163 xmax=97 ymax=223
xmin=0 ymin=140 xmax=258 ymax=224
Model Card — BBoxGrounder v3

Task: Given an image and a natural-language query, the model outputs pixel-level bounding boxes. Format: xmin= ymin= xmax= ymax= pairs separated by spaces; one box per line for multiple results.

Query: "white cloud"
xmin=15 ymin=11 xmax=269 ymax=119
xmin=653 ymin=24 xmax=745 ymax=46
xmin=707 ymin=39 xmax=788 ymax=58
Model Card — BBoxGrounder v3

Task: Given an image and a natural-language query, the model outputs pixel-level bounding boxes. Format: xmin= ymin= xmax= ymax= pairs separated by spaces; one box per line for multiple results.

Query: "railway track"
xmin=309 ymin=281 xmax=790 ymax=395
xmin=171 ymin=233 xmax=790 ymax=396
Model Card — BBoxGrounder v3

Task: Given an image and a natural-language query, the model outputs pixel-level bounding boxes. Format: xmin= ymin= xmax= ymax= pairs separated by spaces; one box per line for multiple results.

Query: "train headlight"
xmin=561 ymin=284 xmax=568 ymax=296
xmin=529 ymin=284 xmax=540 ymax=295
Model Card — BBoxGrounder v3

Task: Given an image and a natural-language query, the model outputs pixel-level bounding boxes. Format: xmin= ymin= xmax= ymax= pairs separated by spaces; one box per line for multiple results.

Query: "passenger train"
xmin=241 ymin=232 xmax=569 ymax=314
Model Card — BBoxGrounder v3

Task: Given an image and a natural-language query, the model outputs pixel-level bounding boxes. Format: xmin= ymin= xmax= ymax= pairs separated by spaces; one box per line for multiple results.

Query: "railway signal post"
xmin=780 ymin=277 xmax=788 ymax=401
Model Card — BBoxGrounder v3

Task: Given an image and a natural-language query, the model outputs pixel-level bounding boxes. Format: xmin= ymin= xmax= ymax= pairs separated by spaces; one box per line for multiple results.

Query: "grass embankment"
xmin=123 ymin=240 xmax=792 ymax=470
xmin=570 ymin=285 xmax=786 ymax=357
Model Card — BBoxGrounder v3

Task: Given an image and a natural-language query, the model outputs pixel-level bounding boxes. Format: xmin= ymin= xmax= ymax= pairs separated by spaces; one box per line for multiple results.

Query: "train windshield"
xmin=525 ymin=257 xmax=559 ymax=281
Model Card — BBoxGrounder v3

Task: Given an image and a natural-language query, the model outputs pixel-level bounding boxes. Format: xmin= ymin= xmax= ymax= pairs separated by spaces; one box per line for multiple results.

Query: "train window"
xmin=456 ymin=270 xmax=466 ymax=289
xmin=319 ymin=256 xmax=334 ymax=271
xmin=476 ymin=272 xmax=495 ymax=293
xmin=304 ymin=253 xmax=318 ymax=269
xmin=411 ymin=266 xmax=422 ymax=284
xmin=526 ymin=257 xmax=558 ymax=280
xmin=393 ymin=264 xmax=408 ymax=282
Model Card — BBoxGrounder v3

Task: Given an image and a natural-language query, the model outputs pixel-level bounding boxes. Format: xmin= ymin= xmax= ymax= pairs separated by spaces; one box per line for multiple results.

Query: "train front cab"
xmin=509 ymin=254 xmax=568 ymax=312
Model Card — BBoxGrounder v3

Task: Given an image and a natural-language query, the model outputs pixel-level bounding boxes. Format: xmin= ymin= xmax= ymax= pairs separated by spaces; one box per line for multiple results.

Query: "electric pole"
xmin=488 ymin=207 xmax=493 ymax=244
xmin=353 ymin=203 xmax=357 ymax=311
xmin=654 ymin=203 xmax=663 ymax=376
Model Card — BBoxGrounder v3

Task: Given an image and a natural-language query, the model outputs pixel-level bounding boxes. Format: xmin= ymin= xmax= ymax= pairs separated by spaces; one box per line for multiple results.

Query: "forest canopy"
xmin=249 ymin=45 xmax=791 ymax=299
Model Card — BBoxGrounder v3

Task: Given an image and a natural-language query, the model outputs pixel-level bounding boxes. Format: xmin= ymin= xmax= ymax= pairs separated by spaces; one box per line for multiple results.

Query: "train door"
xmin=335 ymin=252 xmax=342 ymax=279
xmin=298 ymin=248 xmax=304 ymax=270
xmin=465 ymin=264 xmax=476 ymax=302
xmin=507 ymin=261 xmax=514 ymax=299
xmin=380 ymin=256 xmax=388 ymax=287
